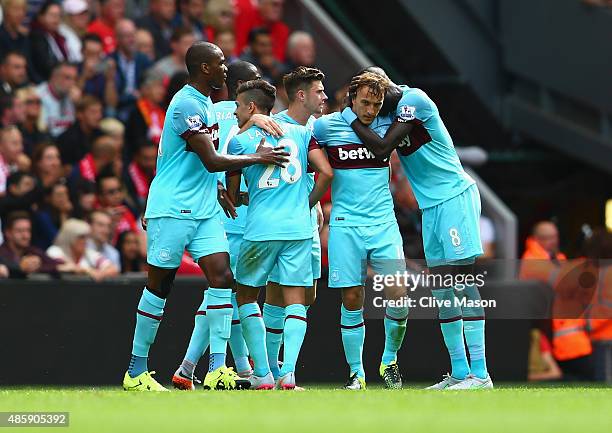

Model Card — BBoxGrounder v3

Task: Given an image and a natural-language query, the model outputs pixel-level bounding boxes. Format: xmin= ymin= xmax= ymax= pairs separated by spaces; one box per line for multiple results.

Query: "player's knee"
xmin=147 ymin=270 xmax=177 ymax=299
xmin=208 ymin=268 xmax=234 ymax=289
xmin=341 ymin=287 xmax=364 ymax=310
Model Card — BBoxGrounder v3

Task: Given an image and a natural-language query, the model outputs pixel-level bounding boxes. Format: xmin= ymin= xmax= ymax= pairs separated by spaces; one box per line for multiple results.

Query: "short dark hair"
xmin=96 ymin=174 xmax=121 ymax=195
xmin=76 ymin=95 xmax=102 ymax=113
xmin=6 ymin=171 xmax=33 ymax=190
xmin=4 ymin=211 xmax=31 ymax=231
xmin=51 ymin=62 xmax=77 ymax=75
xmin=171 ymin=26 xmax=193 ymax=43
xmin=236 ymin=79 xmax=276 ymax=113
xmin=82 ymin=33 xmax=103 ymax=47
xmin=248 ymin=27 xmax=270 ymax=44
xmin=0 ymin=51 xmax=26 ymax=65
xmin=226 ymin=60 xmax=259 ymax=99
xmin=283 ymin=66 xmax=325 ymax=102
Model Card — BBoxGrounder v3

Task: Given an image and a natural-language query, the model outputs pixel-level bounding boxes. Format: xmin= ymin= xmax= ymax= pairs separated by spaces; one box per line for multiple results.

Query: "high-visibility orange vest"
xmin=587 ymin=266 xmax=612 ymax=342
xmin=552 ymin=318 xmax=592 ymax=361
xmin=520 ymin=242 xmax=594 ymax=361
xmin=550 ymin=258 xmax=595 ymax=361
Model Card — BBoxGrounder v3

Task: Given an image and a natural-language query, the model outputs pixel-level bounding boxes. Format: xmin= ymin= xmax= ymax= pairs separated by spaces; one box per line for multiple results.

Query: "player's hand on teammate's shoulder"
xmin=217 ymin=183 xmax=238 ymax=219
xmin=255 ymin=138 xmax=290 ymax=167
xmin=249 ymin=114 xmax=285 ymax=138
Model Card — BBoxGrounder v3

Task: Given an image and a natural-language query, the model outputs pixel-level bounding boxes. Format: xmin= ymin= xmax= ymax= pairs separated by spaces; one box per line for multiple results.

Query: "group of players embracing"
xmin=122 ymin=41 xmax=493 ymax=392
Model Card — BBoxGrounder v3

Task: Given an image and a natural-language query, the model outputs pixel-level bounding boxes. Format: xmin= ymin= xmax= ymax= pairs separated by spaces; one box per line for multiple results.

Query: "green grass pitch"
xmin=1 ymin=385 xmax=611 ymax=433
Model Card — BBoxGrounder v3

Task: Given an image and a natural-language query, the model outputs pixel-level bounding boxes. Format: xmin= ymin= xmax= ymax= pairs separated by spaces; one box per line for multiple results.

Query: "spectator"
xmin=125 ymin=140 xmax=156 ymax=212
xmin=136 ymin=0 xmax=176 ymax=60
xmin=520 ymin=221 xmax=593 ymax=381
xmin=31 ymin=141 xmax=63 ymax=189
xmin=77 ymin=34 xmax=118 ymax=112
xmin=116 ymin=229 xmax=146 ymax=273
xmin=150 ymin=26 xmax=194 ymax=83
xmin=56 ymin=95 xmax=103 ymax=168
xmin=87 ymin=0 xmax=125 ymax=54
xmin=240 ymin=27 xmax=286 ymax=84
xmin=36 ymin=62 xmax=79 ymax=137
xmin=0 ymin=171 xmax=39 ymax=245
xmin=29 ymin=1 xmax=68 ymax=82
xmin=0 ymin=211 xmax=60 ymax=278
xmin=235 ymin=0 xmax=289 ymax=62
xmin=205 ymin=0 xmax=235 ymax=40
xmin=285 ymin=31 xmax=316 ymax=69
xmin=96 ymin=173 xmax=138 ymax=244
xmin=70 ymin=133 xmax=118 ymax=184
xmin=99 ymin=115 xmax=125 ymax=146
xmin=32 ymin=181 xmax=73 ymax=250
xmin=87 ymin=209 xmax=121 ymax=270
xmin=0 ymin=171 xmax=39 ymax=220
xmin=0 ymin=0 xmax=30 ymax=65
xmin=99 ymin=117 xmax=125 ymax=157
xmin=0 ymin=51 xmax=28 ymax=97
xmin=0 ymin=125 xmax=29 ymax=195
xmin=214 ymin=30 xmax=237 ymax=64
xmin=125 ymin=72 xmax=165 ymax=157
xmin=522 ymin=221 xmax=565 ymax=262
xmin=109 ymin=19 xmax=153 ymax=121
xmin=135 ymin=28 xmax=155 ymax=62
xmin=71 ymin=179 xmax=96 ymax=220
xmin=14 ymin=85 xmax=49 ymax=155
xmin=174 ymin=0 xmax=208 ymax=41
xmin=46 ymin=218 xmax=119 ymax=280
xmin=59 ymin=0 xmax=91 ymax=63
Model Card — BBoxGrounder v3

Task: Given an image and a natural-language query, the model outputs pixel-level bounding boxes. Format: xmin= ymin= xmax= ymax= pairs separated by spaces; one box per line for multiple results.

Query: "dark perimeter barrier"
xmin=0 ymin=277 xmax=541 ymax=385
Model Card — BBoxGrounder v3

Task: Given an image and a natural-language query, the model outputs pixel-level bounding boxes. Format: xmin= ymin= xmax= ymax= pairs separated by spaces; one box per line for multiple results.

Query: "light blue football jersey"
xmin=394 ymin=85 xmax=475 ymax=209
xmin=272 ymin=110 xmax=318 ymax=229
xmin=214 ymin=100 xmax=247 ymax=234
xmin=228 ymin=124 xmax=315 ymax=242
xmin=145 ymin=85 xmax=220 ymax=220
xmin=312 ymin=111 xmax=394 ymax=227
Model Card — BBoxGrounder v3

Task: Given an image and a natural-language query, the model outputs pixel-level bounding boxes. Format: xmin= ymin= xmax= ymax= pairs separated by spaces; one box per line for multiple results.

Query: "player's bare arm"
xmin=226 ymin=169 xmax=242 ymax=210
xmin=349 ymin=120 xmax=415 ymax=160
xmin=307 ymin=147 xmax=333 ymax=209
xmin=186 ymin=132 xmax=289 ymax=172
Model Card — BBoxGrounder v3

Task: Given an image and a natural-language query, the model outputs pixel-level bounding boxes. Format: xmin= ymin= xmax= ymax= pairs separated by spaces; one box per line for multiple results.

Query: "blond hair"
xmin=99 ymin=118 xmax=125 ymax=137
xmin=53 ymin=219 xmax=91 ymax=258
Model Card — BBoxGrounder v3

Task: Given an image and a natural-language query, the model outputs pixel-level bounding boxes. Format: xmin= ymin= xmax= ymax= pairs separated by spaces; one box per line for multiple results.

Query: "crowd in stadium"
xmin=0 ymin=0 xmax=379 ymax=279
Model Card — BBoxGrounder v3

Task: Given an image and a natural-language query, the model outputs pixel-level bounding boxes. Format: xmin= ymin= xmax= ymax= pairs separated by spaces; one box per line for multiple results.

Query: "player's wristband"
xmin=341 ymin=107 xmax=358 ymax=125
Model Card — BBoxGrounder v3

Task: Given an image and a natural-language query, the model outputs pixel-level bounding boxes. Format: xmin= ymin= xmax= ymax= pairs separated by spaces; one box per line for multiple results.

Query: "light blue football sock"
xmin=229 ymin=292 xmax=251 ymax=373
xmin=239 ymin=303 xmax=271 ymax=377
xmin=432 ymin=288 xmax=470 ymax=380
xmin=460 ymin=284 xmax=488 ymax=379
xmin=263 ymin=303 xmax=285 ymax=379
xmin=279 ymin=304 xmax=307 ymax=376
xmin=206 ymin=288 xmax=232 ymax=373
xmin=340 ymin=305 xmax=365 ymax=378
xmin=129 ymin=287 xmax=165 ymax=377
xmin=382 ymin=305 xmax=408 ymax=365
xmin=184 ymin=293 xmax=210 ymax=364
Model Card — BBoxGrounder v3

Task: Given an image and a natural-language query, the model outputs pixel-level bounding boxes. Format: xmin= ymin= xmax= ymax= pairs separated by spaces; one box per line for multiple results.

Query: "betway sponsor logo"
xmin=338 ymin=147 xmax=376 ymax=161
xmin=327 ymin=144 xmax=388 ymax=169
